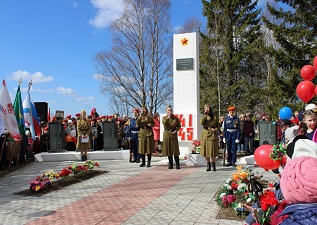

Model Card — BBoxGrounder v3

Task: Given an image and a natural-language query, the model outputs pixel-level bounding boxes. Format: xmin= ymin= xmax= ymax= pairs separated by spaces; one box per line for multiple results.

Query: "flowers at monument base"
xmin=29 ymin=160 xmax=100 ymax=192
xmin=215 ymin=166 xmax=267 ymax=217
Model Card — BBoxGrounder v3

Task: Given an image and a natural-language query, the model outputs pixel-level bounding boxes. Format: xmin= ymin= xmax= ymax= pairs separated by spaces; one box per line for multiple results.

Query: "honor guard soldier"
xmin=129 ymin=108 xmax=141 ymax=163
xmin=223 ymin=106 xmax=241 ymax=167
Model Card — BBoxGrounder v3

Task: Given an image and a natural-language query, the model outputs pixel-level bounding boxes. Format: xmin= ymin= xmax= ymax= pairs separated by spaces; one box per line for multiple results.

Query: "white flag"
xmin=23 ymin=82 xmax=40 ymax=140
xmin=0 ymin=80 xmax=21 ymax=140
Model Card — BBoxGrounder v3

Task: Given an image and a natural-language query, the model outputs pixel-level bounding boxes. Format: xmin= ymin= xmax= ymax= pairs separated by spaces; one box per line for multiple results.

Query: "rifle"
xmin=223 ymin=143 xmax=226 ymax=166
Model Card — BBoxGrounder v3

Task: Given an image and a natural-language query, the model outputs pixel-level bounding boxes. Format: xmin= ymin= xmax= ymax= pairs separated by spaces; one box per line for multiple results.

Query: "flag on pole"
xmin=13 ymin=79 xmax=26 ymax=135
xmin=0 ymin=80 xmax=21 ymax=140
xmin=23 ymin=81 xmax=41 ymax=140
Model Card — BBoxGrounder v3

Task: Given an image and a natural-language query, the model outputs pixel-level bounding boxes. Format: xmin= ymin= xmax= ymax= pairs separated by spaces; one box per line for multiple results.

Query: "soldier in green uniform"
xmin=137 ymin=106 xmax=155 ymax=167
xmin=200 ymin=104 xmax=220 ymax=171
xmin=162 ymin=105 xmax=181 ymax=169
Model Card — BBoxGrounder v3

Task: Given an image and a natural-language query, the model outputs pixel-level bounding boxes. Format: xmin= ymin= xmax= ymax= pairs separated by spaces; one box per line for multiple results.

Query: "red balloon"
xmin=313 ymin=56 xmax=317 ymax=71
xmin=254 ymin=144 xmax=281 ymax=170
xmin=296 ymin=80 xmax=315 ymax=103
xmin=300 ymin=65 xmax=316 ymax=81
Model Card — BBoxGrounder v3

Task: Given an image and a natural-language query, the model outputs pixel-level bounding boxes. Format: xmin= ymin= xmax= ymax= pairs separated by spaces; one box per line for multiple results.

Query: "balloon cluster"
xmin=296 ymin=57 xmax=317 ymax=103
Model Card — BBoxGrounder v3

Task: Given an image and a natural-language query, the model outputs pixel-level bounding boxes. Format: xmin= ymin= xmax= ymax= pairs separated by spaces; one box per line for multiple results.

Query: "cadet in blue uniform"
xmin=128 ymin=108 xmax=141 ymax=163
xmin=223 ymin=106 xmax=241 ymax=167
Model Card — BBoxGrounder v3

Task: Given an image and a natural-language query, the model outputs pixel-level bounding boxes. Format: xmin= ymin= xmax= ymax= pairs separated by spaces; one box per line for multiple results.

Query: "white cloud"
xmin=75 ymin=96 xmax=95 ymax=104
xmin=93 ymin=73 xmax=104 ymax=81
xmin=20 ymin=87 xmax=55 ymax=93
xmin=9 ymin=70 xmax=53 ymax=84
xmin=89 ymin=0 xmax=125 ymax=29
xmin=56 ymin=87 xmax=75 ymax=96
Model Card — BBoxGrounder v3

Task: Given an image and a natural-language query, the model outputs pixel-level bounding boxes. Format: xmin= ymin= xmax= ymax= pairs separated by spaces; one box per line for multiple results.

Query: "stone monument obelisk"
xmin=172 ymin=32 xmax=203 ymax=163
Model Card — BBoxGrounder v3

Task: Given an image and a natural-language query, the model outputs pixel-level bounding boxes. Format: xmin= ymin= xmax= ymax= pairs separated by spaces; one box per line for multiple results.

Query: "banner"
xmin=0 ymin=80 xmax=21 ymax=140
xmin=23 ymin=83 xmax=41 ymax=140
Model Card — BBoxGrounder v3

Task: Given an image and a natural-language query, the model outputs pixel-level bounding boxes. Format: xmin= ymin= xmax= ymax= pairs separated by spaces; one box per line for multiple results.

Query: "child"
xmin=301 ymin=109 xmax=317 ymax=141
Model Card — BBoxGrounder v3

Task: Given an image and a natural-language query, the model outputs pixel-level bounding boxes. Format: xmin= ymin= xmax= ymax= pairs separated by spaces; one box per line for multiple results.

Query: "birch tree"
xmin=95 ymin=0 xmax=173 ymax=115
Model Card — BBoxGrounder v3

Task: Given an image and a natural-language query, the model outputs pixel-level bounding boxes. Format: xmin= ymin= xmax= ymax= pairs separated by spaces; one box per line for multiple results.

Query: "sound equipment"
xmin=34 ymin=102 xmax=48 ymax=122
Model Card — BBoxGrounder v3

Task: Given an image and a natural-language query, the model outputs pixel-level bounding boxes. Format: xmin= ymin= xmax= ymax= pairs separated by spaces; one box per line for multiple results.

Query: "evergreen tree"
xmin=262 ymin=0 xmax=317 ymax=114
xmin=200 ymin=0 xmax=262 ymax=116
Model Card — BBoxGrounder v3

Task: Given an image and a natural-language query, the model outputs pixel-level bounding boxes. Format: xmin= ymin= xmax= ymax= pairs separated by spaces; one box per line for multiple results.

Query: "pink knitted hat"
xmin=280 ymin=156 xmax=317 ymax=204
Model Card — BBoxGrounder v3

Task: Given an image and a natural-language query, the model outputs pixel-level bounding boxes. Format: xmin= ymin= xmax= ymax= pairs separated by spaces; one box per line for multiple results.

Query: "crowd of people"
xmin=1 ymin=102 xmax=317 ymax=222
xmin=0 ymin=106 xmax=163 ymax=167
xmin=197 ymin=103 xmax=316 ymax=224
xmin=0 ymin=104 xmax=302 ymax=169
xmin=242 ymin=103 xmax=317 ymax=224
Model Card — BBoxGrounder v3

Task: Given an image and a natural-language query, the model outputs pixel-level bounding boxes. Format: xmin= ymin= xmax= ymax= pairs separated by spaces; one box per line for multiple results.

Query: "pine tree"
xmin=262 ymin=0 xmax=317 ymax=112
xmin=200 ymin=0 xmax=262 ymax=116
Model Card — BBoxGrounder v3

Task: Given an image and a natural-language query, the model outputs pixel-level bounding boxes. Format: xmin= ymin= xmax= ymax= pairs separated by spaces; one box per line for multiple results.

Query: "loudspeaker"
xmin=34 ymin=102 xmax=48 ymax=122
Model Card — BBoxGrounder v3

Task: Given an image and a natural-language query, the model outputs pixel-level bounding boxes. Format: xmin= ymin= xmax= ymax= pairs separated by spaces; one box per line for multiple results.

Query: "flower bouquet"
xmin=270 ymin=143 xmax=287 ymax=166
xmin=245 ymin=189 xmax=279 ymax=225
xmin=269 ymin=143 xmax=286 ymax=161
xmin=192 ymin=140 xmax=201 ymax=154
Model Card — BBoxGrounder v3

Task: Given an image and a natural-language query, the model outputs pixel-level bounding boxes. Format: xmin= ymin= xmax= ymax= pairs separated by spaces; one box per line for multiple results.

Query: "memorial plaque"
xmin=48 ymin=122 xmax=66 ymax=152
xmin=55 ymin=110 xmax=64 ymax=122
xmin=102 ymin=122 xmax=118 ymax=150
xmin=176 ymin=58 xmax=194 ymax=70
xmin=258 ymin=121 xmax=276 ymax=145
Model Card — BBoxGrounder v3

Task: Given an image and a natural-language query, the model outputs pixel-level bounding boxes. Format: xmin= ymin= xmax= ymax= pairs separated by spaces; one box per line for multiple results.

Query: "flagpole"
xmin=28 ymin=80 xmax=35 ymax=139
xmin=28 ymin=80 xmax=32 ymax=91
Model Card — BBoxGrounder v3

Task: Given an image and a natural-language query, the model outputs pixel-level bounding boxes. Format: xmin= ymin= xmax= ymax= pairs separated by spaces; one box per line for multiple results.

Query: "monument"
xmin=163 ymin=32 xmax=203 ymax=165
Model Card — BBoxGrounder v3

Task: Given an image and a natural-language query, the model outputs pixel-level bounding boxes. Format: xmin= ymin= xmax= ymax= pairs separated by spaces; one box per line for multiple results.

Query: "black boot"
xmin=168 ymin=156 xmax=173 ymax=169
xmin=140 ymin=154 xmax=146 ymax=167
xmin=147 ymin=154 xmax=151 ymax=167
xmin=206 ymin=162 xmax=211 ymax=171
xmin=174 ymin=156 xmax=180 ymax=169
xmin=212 ymin=162 xmax=216 ymax=171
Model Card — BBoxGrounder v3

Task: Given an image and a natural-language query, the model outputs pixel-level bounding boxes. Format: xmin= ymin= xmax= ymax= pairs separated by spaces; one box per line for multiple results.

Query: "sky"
xmin=0 ymin=0 xmax=205 ymax=118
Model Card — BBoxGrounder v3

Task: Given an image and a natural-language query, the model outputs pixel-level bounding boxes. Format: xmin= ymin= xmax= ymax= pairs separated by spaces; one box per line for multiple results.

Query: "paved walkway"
xmin=0 ymin=157 xmax=276 ymax=225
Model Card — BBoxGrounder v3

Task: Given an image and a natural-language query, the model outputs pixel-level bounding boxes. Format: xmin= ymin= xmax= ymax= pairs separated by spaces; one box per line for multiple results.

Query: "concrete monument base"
xmin=34 ymin=149 xmax=130 ymax=162
xmin=157 ymin=153 xmax=206 ymax=167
